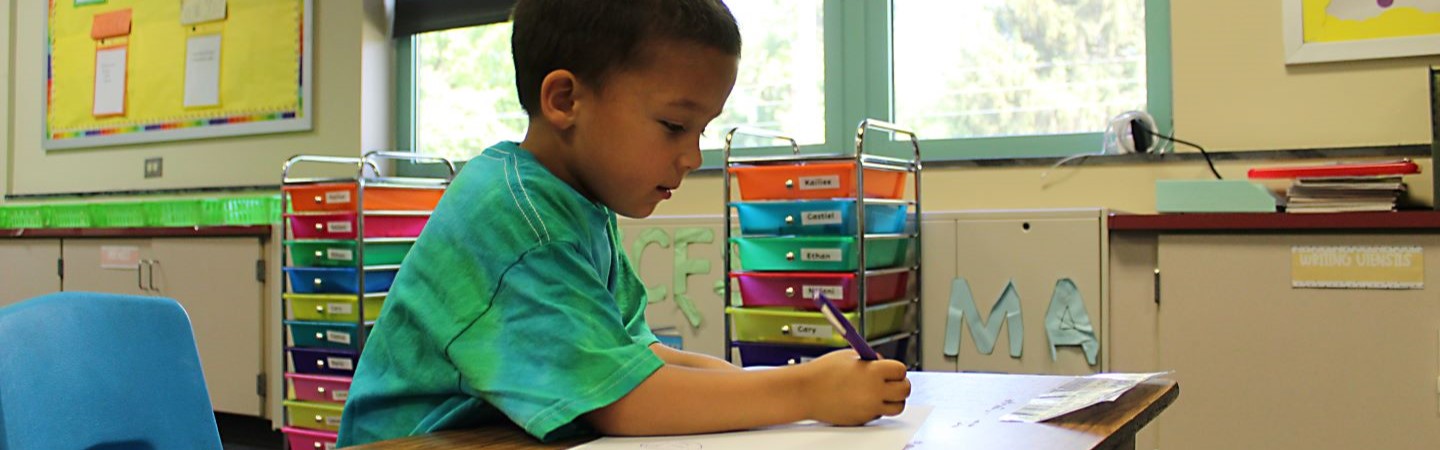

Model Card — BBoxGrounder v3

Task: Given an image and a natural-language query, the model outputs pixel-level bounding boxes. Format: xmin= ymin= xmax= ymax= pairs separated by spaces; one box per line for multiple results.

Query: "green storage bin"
xmin=283 ymin=400 xmax=344 ymax=432
xmin=286 ymin=239 xmax=416 ymax=267
xmin=90 ymin=203 xmax=147 ymax=228
xmin=0 ymin=205 xmax=45 ymax=229
xmin=730 ymin=236 xmax=910 ymax=272
xmin=204 ymin=195 xmax=281 ymax=225
xmin=146 ymin=200 xmax=202 ymax=227
xmin=726 ymin=302 xmax=910 ymax=346
xmin=45 ymin=204 xmax=92 ymax=228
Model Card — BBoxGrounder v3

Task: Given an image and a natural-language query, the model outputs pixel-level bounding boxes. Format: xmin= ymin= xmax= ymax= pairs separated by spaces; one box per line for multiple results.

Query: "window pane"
xmin=415 ymin=23 xmax=526 ymax=163
xmin=412 ymin=2 xmax=825 ymax=160
xmin=893 ymin=0 xmax=1147 ymax=140
xmin=703 ymin=0 xmax=825 ymax=149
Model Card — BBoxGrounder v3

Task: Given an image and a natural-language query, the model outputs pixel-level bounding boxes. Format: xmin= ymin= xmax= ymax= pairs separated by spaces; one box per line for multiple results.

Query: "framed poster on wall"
xmin=1283 ymin=0 xmax=1440 ymax=64
xmin=43 ymin=0 xmax=313 ymax=150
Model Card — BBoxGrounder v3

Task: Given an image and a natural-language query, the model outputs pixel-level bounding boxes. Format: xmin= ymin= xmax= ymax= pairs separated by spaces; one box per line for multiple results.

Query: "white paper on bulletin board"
xmin=42 ymin=0 xmax=312 ymax=150
xmin=1292 ymin=246 xmax=1424 ymax=289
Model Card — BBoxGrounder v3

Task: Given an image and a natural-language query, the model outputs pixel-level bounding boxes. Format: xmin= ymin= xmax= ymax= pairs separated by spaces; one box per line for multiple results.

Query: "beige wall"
xmin=3 ymin=0 xmax=392 ymax=197
xmin=648 ymin=0 xmax=1439 ymax=216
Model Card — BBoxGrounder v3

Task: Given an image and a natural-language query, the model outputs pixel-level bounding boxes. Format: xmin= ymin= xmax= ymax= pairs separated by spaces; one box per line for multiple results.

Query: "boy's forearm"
xmin=584 ymin=364 xmax=812 ymax=436
xmin=649 ymin=343 xmax=740 ymax=371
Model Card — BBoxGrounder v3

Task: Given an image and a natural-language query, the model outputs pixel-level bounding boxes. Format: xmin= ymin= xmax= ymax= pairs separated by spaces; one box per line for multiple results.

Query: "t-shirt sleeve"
xmin=615 ymin=242 xmax=660 ymax=348
xmin=446 ymin=241 xmax=664 ymax=441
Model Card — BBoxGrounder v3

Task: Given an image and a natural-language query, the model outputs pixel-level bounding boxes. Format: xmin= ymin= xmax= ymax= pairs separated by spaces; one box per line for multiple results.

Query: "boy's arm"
xmin=585 ymin=350 xmax=910 ymax=436
xmin=649 ymin=343 xmax=741 ymax=371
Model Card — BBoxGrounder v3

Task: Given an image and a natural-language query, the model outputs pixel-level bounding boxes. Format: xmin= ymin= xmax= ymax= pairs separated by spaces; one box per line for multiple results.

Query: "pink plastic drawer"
xmin=283 ymin=426 xmax=338 ymax=450
xmin=286 ymin=373 xmax=353 ymax=404
xmin=287 ymin=212 xmax=429 ymax=239
xmin=731 ymin=270 xmax=910 ymax=311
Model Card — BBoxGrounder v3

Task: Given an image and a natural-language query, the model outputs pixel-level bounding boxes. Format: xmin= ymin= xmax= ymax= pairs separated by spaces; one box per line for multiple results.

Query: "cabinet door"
xmin=0 ymin=239 xmax=62 ymax=308
xmin=61 ymin=239 xmax=152 ymax=296
xmin=151 ymin=238 xmax=265 ymax=417
xmin=950 ymin=216 xmax=1102 ymax=375
xmin=1157 ymin=234 xmax=1440 ymax=450
xmin=919 ymin=219 xmax=959 ymax=371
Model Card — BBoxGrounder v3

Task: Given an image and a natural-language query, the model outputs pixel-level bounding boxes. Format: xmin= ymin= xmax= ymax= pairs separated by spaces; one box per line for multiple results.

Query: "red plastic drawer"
xmin=731 ymin=163 xmax=907 ymax=200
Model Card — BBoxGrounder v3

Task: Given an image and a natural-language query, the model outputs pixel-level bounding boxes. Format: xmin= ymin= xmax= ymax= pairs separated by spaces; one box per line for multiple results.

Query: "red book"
xmin=1247 ymin=159 xmax=1420 ymax=179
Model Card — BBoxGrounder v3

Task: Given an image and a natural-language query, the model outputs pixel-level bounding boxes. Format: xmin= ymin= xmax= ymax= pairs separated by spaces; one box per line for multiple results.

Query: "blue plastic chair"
xmin=0 ymin=292 xmax=222 ymax=450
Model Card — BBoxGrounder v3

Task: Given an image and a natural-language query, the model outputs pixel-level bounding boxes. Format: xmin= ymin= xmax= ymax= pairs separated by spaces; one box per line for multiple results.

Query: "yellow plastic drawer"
xmin=285 ymin=293 xmax=385 ymax=322
xmin=283 ymin=400 xmax=344 ymax=432
xmin=726 ymin=302 xmax=910 ymax=346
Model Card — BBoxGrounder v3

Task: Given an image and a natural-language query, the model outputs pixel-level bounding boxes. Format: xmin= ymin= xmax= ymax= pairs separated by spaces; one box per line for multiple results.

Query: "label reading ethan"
xmin=799 ymin=175 xmax=840 ymax=190
xmin=326 ymin=357 xmax=353 ymax=371
xmin=800 ymin=248 xmax=842 ymax=262
xmin=803 ymin=285 xmax=844 ymax=300
xmin=325 ymin=190 xmax=351 ymax=204
xmin=326 ymin=248 xmax=354 ymax=261
xmin=325 ymin=330 xmax=351 ymax=345
xmin=790 ymin=323 xmax=833 ymax=339
xmin=326 ymin=221 xmax=352 ymax=233
xmin=801 ymin=210 xmax=843 ymax=226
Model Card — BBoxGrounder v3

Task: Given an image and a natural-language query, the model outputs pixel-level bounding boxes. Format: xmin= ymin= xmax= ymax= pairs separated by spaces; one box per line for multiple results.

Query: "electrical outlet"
xmin=144 ymin=157 xmax=163 ymax=178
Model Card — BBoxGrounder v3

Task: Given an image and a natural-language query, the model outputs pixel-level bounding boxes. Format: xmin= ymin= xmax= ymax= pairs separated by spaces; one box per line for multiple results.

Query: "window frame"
xmin=394 ymin=0 xmax=1173 ymax=166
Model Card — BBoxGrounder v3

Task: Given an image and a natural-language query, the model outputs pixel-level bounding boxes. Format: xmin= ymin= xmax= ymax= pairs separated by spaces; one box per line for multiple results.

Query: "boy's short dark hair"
xmin=510 ymin=0 xmax=742 ymax=116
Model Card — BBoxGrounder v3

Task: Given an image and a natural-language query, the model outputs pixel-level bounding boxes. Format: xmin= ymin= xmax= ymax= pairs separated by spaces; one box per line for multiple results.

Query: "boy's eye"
xmin=659 ymin=120 xmax=686 ymax=133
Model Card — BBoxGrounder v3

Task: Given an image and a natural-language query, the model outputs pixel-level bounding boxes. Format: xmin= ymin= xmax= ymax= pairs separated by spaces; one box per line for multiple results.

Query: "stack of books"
xmin=1248 ymin=159 xmax=1420 ymax=214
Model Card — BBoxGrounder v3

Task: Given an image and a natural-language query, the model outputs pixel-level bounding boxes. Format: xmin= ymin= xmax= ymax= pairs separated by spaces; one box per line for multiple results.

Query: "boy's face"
xmin=566 ymin=40 xmax=739 ymax=218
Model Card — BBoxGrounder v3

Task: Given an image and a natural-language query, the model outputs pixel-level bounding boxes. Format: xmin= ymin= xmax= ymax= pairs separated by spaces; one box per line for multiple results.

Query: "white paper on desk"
xmin=93 ymin=46 xmax=127 ymax=116
xmin=999 ymin=372 xmax=1168 ymax=423
xmin=571 ymin=405 xmax=932 ymax=450
xmin=184 ymin=34 xmax=222 ymax=107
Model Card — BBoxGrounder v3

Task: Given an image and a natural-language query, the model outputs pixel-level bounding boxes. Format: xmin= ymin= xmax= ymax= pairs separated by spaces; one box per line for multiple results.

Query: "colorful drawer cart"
xmin=278 ymin=152 xmax=454 ymax=446
xmin=722 ymin=121 xmax=925 ymax=368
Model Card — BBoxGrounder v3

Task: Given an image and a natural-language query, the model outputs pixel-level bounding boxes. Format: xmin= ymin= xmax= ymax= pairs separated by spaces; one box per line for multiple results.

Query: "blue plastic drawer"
xmin=286 ymin=320 xmax=374 ymax=350
xmin=734 ymin=201 xmax=906 ymax=236
xmin=284 ymin=267 xmax=398 ymax=294
xmin=288 ymin=347 xmax=359 ymax=376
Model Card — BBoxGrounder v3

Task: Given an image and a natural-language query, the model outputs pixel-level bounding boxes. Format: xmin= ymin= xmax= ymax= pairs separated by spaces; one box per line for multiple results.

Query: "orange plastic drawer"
xmin=730 ymin=163 xmax=907 ymax=201
xmin=285 ymin=183 xmax=444 ymax=212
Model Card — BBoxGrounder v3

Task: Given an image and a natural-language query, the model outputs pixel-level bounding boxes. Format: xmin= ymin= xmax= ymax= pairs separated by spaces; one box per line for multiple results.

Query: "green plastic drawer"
xmin=285 ymin=293 xmax=385 ymax=322
xmin=730 ymin=236 xmax=910 ymax=272
xmin=283 ymin=400 xmax=344 ymax=432
xmin=726 ymin=302 xmax=910 ymax=346
xmin=286 ymin=240 xmax=415 ymax=267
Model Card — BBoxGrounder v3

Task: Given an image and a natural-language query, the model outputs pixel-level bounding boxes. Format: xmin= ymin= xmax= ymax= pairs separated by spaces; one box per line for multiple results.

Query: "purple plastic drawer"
xmin=287 ymin=212 xmax=429 ymax=239
xmin=285 ymin=373 xmax=353 ymax=404
xmin=287 ymin=347 xmax=358 ymax=376
xmin=282 ymin=426 xmax=337 ymax=450
xmin=731 ymin=270 xmax=910 ymax=311
xmin=735 ymin=339 xmax=905 ymax=367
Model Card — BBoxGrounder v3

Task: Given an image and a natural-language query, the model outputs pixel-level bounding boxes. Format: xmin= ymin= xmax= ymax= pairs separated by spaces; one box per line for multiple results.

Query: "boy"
xmin=337 ymin=0 xmax=911 ymax=446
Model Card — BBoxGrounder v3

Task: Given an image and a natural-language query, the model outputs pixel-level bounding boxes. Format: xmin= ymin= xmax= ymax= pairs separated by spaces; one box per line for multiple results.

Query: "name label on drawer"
xmin=800 ymin=248 xmax=842 ymax=262
xmin=801 ymin=210 xmax=842 ymax=226
xmin=791 ymin=323 xmax=832 ymax=339
xmin=326 ymin=248 xmax=354 ymax=261
xmin=799 ymin=175 xmax=840 ymax=190
xmin=324 ymin=415 xmax=342 ymax=427
xmin=803 ymin=285 xmax=844 ymax=299
xmin=326 ymin=221 xmax=352 ymax=233
xmin=325 ymin=330 xmax=351 ymax=345
xmin=326 ymin=303 xmax=353 ymax=314
xmin=325 ymin=443 xmax=337 ymax=450
xmin=332 ymin=390 xmax=349 ymax=402
xmin=326 ymin=357 xmax=353 ymax=371
xmin=325 ymin=190 xmax=351 ymax=204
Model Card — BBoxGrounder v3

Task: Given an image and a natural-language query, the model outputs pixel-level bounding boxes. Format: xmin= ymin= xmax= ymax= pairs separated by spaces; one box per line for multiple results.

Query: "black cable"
xmin=1144 ymin=129 xmax=1223 ymax=180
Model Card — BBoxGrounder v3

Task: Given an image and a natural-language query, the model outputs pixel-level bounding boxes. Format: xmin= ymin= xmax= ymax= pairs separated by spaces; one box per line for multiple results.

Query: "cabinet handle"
xmin=787 ymin=358 xmax=799 ymax=365
xmin=314 ymin=414 xmax=323 ymax=423
xmin=314 ymin=223 xmax=324 ymax=231
xmin=313 ymin=443 xmax=323 ymax=450
xmin=785 ymin=252 xmax=795 ymax=261
xmin=315 ymin=332 xmax=325 ymax=341
xmin=785 ymin=287 xmax=795 ymax=298
xmin=784 ymin=215 xmax=795 ymax=225
xmin=316 ymin=360 xmax=325 ymax=368
xmin=784 ymin=179 xmax=794 ymax=189
xmin=313 ymin=195 xmax=324 ymax=204
xmin=315 ymin=305 xmax=326 ymax=314
xmin=137 ymin=260 xmax=146 ymax=291
xmin=147 ymin=260 xmax=158 ymax=292
xmin=314 ymin=278 xmax=324 ymax=287
xmin=314 ymin=250 xmax=324 ymax=258
xmin=317 ymin=386 xmax=327 ymax=395
xmin=780 ymin=325 xmax=791 ymax=335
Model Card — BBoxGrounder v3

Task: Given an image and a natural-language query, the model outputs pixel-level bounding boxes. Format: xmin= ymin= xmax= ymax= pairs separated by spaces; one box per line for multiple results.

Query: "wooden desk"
xmin=348 ymin=372 xmax=1179 ymax=450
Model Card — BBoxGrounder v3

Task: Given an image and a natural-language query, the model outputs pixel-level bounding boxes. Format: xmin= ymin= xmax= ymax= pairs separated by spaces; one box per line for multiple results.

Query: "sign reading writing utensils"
xmin=1292 ymin=246 xmax=1423 ymax=289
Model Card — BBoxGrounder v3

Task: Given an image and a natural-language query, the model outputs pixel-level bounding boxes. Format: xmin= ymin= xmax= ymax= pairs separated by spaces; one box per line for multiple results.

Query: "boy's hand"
xmin=798 ymin=349 xmax=911 ymax=426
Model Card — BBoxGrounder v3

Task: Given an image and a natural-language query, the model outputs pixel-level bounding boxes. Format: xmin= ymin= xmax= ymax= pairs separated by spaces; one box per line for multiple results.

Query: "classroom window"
xmin=407 ymin=0 xmax=825 ymax=163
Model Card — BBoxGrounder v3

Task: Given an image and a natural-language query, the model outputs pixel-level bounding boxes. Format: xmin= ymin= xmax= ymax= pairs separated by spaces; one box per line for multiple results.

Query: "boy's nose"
xmin=678 ymin=142 xmax=702 ymax=174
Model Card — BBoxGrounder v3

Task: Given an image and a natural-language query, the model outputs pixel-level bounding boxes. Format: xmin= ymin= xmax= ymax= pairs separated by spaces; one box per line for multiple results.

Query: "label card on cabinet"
xmin=1292 ymin=245 xmax=1423 ymax=289
xmin=100 ymin=245 xmax=140 ymax=269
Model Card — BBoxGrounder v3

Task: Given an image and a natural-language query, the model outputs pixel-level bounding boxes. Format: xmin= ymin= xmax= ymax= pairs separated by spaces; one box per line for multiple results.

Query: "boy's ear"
xmin=538 ymin=70 xmax=580 ymax=131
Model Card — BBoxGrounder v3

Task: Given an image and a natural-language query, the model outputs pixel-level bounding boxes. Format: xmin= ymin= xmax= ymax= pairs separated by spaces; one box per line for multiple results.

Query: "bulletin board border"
xmin=41 ymin=0 xmax=314 ymax=150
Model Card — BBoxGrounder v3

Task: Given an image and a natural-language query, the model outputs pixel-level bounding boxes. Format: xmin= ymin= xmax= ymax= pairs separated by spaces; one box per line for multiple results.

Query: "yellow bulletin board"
xmin=44 ymin=0 xmax=312 ymax=150
xmin=1283 ymin=0 xmax=1440 ymax=64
